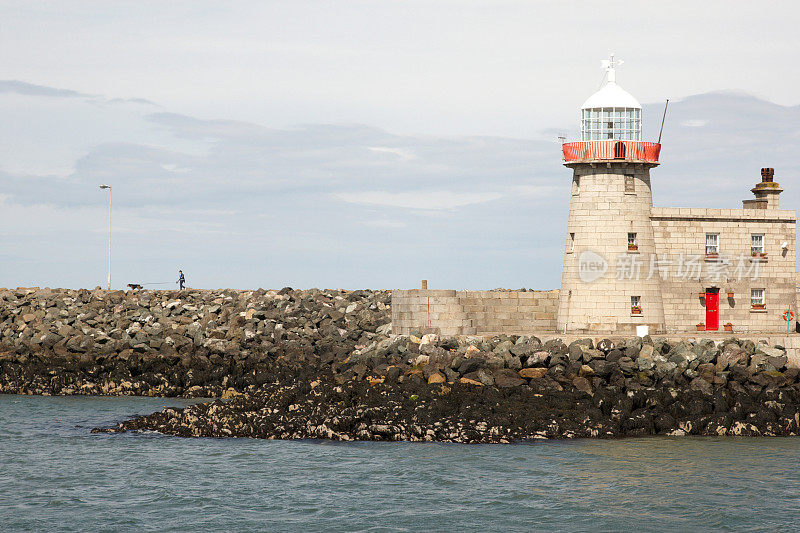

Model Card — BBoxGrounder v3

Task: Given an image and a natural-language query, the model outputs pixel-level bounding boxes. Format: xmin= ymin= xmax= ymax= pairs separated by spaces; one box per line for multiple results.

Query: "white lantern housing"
xmin=580 ymin=55 xmax=642 ymax=141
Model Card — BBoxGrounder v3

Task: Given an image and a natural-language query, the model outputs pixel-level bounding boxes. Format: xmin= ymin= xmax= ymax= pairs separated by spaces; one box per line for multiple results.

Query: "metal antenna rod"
xmin=99 ymin=185 xmax=112 ymax=290
xmin=657 ymin=99 xmax=669 ymax=144
xmin=107 ymin=187 xmax=111 ymax=290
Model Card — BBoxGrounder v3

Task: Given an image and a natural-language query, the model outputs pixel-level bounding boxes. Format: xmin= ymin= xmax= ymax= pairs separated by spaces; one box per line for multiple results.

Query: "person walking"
xmin=178 ymin=270 xmax=185 ymax=290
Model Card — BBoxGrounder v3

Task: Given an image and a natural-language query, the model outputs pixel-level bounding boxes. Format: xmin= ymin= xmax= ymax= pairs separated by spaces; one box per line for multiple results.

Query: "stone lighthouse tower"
xmin=557 ymin=55 xmax=665 ymax=334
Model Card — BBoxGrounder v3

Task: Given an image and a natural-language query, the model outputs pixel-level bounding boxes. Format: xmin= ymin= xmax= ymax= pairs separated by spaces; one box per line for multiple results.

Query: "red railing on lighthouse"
xmin=562 ymin=140 xmax=661 ymax=163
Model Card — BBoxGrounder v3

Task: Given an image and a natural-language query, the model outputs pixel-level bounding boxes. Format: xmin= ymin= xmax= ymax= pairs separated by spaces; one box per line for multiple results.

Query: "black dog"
xmin=127 ymin=283 xmax=143 ymax=291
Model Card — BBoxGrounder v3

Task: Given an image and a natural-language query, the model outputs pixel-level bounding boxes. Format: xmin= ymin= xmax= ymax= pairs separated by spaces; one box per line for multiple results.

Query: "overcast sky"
xmin=2 ymin=1 xmax=800 ymax=290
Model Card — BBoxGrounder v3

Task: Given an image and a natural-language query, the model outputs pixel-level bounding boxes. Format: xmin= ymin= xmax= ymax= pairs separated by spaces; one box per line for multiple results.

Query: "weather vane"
xmin=600 ymin=53 xmax=623 ymax=82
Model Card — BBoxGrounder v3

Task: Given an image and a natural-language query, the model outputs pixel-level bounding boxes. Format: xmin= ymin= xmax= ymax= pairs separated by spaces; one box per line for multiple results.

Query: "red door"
xmin=705 ymin=289 xmax=719 ymax=331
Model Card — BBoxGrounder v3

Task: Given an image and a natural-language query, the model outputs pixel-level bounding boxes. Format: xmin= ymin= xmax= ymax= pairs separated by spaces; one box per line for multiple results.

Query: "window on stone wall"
xmin=631 ymin=295 xmax=641 ymax=314
xmin=751 ymin=288 xmax=765 ymax=309
xmin=572 ymin=175 xmax=580 ymax=195
xmin=751 ymin=234 xmax=764 ymax=256
xmin=627 ymin=232 xmax=637 ymax=251
xmin=624 ymin=174 xmax=635 ymax=193
xmin=569 ymin=232 xmax=575 ymax=253
xmin=705 ymin=233 xmax=719 ymax=255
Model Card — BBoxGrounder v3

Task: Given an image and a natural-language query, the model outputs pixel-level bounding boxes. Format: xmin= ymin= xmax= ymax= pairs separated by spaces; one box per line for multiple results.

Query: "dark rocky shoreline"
xmin=95 ymin=329 xmax=800 ymax=441
xmin=94 ymin=369 xmax=800 ymax=442
xmin=4 ymin=287 xmax=800 ymax=441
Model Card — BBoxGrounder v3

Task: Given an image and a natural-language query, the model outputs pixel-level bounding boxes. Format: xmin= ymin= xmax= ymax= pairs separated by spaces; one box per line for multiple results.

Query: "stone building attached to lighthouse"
xmin=392 ymin=57 xmax=797 ymax=336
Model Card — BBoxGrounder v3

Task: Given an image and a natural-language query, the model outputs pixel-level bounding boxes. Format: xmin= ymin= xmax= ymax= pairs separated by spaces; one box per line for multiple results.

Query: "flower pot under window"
xmin=724 ymin=324 xmax=733 ymax=332
xmin=696 ymin=324 xmax=705 ymax=331
xmin=631 ymin=307 xmax=642 ymax=315
xmin=628 ymin=244 xmax=638 ymax=251
xmin=752 ymin=303 xmax=766 ymax=310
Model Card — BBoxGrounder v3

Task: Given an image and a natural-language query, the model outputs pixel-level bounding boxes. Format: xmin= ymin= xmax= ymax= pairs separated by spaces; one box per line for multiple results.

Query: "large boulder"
xmin=767 ymin=355 xmax=788 ymax=370
xmin=755 ymin=345 xmax=785 ymax=359
xmin=519 ymin=367 xmax=547 ymax=379
xmin=572 ymin=376 xmax=592 ymax=395
xmin=510 ymin=336 xmax=541 ymax=357
xmin=697 ymin=347 xmax=718 ymax=365
xmin=689 ymin=376 xmax=713 ymax=395
xmin=588 ymin=359 xmax=613 ymax=378
xmin=493 ymin=340 xmax=514 ymax=356
xmin=716 ymin=346 xmax=748 ymax=371
xmin=581 ymin=348 xmax=603 ymax=362
xmin=567 ymin=342 xmax=583 ymax=363
xmin=596 ymin=338 xmax=616 ymax=352
xmin=493 ymin=368 xmax=526 ymax=388
xmin=618 ymin=357 xmax=636 ymax=375
xmin=526 ymin=351 xmax=549 ymax=367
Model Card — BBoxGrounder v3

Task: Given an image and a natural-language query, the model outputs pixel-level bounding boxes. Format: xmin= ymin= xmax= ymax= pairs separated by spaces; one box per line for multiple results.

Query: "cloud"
xmin=105 ymin=97 xmax=158 ymax=106
xmin=0 ymin=80 xmax=93 ymax=99
xmin=3 ymin=86 xmax=800 ymax=291
xmin=147 ymin=112 xmax=269 ymax=140
xmin=681 ymin=119 xmax=708 ymax=127
xmin=512 ymin=185 xmax=561 ymax=198
xmin=0 ymin=80 xmax=158 ymax=107
xmin=161 ymin=163 xmax=192 ymax=173
xmin=367 ymin=146 xmax=417 ymax=160
xmin=361 ymin=219 xmax=408 ymax=229
xmin=332 ymin=190 xmax=503 ymax=210
xmin=2 ymin=107 xmax=561 ymax=211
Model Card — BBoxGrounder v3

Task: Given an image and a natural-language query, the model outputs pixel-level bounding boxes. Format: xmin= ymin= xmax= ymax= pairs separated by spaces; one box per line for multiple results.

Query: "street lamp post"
xmin=99 ymin=185 xmax=111 ymax=290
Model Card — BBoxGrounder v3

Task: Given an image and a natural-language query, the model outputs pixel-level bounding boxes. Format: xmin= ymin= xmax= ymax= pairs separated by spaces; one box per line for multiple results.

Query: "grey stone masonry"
xmin=557 ymin=161 xmax=666 ymax=334
xmin=651 ymin=207 xmax=797 ymax=334
xmin=391 ymin=289 xmax=559 ymax=335
xmin=556 ymin=162 xmax=797 ymax=334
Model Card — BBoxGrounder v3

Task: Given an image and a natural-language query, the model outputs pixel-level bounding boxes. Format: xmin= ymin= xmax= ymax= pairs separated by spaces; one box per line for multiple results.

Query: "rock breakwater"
xmin=0 ymin=287 xmax=390 ymax=397
xmin=5 ymin=287 xmax=800 ymax=441
xmin=96 ymin=334 xmax=800 ymax=441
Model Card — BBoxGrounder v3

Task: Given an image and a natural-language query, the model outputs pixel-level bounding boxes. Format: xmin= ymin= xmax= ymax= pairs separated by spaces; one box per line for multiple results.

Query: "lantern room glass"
xmin=581 ymin=108 xmax=641 ymax=141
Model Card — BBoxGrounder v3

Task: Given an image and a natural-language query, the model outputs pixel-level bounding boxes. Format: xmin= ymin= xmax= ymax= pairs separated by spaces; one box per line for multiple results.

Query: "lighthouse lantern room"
xmin=562 ymin=55 xmax=660 ymax=164
xmin=580 ymin=54 xmax=642 ymax=141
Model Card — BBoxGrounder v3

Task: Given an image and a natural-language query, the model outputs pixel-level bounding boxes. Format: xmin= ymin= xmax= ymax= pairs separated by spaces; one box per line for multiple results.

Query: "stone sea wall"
xmin=0 ymin=287 xmax=390 ymax=397
xmin=391 ymin=289 xmax=559 ymax=335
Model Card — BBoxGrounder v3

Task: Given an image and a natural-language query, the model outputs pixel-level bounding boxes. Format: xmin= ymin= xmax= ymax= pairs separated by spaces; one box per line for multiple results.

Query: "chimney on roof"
xmin=744 ymin=167 xmax=782 ymax=210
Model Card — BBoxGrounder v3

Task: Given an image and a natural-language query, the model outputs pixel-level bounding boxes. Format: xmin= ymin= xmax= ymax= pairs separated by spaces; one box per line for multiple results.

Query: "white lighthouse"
xmin=557 ymin=55 xmax=666 ymax=334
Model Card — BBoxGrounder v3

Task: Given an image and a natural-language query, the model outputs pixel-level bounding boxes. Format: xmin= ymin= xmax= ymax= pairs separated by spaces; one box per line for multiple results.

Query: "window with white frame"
xmin=705 ymin=233 xmax=719 ymax=255
xmin=751 ymin=234 xmax=764 ymax=255
xmin=581 ymin=108 xmax=642 ymax=141
xmin=751 ymin=288 xmax=765 ymax=307
xmin=631 ymin=295 xmax=641 ymax=312
xmin=628 ymin=232 xmax=637 ymax=250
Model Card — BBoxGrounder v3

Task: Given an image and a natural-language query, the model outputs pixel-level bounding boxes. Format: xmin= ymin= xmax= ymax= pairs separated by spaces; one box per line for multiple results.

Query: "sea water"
xmin=2 ymin=394 xmax=800 ymax=532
